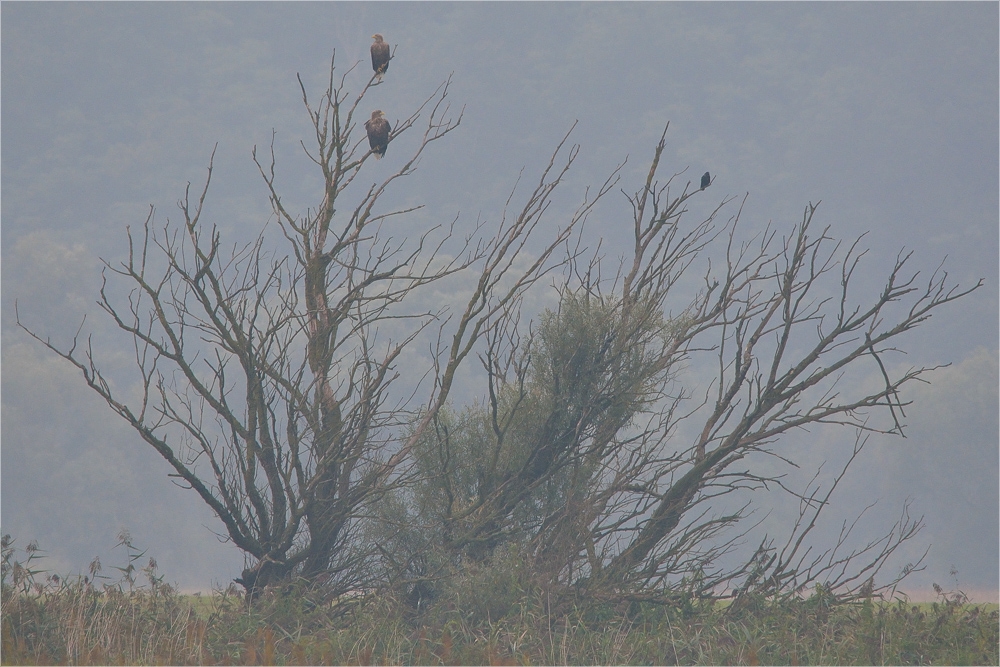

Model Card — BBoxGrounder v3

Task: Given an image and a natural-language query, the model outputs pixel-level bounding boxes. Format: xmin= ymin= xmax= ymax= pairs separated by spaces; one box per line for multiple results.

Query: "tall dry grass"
xmin=3 ymin=533 xmax=997 ymax=665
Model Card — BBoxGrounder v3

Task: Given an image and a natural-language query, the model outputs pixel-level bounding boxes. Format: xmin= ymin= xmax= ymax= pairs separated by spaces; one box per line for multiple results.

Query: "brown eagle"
xmin=371 ymin=34 xmax=390 ymax=80
xmin=365 ymin=110 xmax=391 ymax=158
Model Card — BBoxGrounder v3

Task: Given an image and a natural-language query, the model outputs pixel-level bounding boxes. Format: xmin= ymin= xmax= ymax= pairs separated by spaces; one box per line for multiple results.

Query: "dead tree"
xmin=17 ymin=54 xmax=595 ymax=601
xmin=396 ymin=124 xmax=981 ymax=607
xmin=583 ymin=127 xmax=981 ymax=600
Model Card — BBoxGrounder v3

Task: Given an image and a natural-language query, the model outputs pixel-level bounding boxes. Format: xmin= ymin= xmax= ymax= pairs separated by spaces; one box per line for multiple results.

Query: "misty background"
xmin=2 ymin=3 xmax=997 ymax=600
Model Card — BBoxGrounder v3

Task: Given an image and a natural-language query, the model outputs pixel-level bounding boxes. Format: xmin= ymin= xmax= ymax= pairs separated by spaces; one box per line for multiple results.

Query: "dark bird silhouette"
xmin=371 ymin=34 xmax=390 ymax=80
xmin=365 ymin=110 xmax=391 ymax=158
xmin=701 ymin=171 xmax=711 ymax=190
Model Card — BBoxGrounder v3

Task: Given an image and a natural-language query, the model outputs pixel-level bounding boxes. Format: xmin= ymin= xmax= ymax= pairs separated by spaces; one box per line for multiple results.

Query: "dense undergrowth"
xmin=3 ymin=536 xmax=997 ymax=666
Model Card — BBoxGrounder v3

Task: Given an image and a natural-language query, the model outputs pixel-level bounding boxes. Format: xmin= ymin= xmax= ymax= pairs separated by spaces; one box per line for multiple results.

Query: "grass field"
xmin=3 ymin=534 xmax=997 ymax=665
xmin=3 ymin=574 xmax=997 ymax=665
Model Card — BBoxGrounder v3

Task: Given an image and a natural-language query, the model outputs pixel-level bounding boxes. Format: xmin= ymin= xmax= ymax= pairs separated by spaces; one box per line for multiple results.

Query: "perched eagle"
xmin=700 ymin=171 xmax=711 ymax=190
xmin=371 ymin=34 xmax=390 ymax=80
xmin=365 ymin=110 xmax=391 ymax=158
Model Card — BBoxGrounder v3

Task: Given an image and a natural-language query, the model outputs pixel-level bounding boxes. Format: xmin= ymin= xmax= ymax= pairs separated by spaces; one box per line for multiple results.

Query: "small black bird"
xmin=700 ymin=171 xmax=711 ymax=190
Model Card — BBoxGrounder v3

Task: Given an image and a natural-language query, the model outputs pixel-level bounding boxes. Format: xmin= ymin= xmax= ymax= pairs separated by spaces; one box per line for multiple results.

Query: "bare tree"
xmin=19 ymin=49 xmax=980 ymax=608
xmin=17 ymin=53 xmax=599 ymax=601
xmin=583 ymin=129 xmax=981 ymax=601
xmin=390 ymin=124 xmax=981 ymax=609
